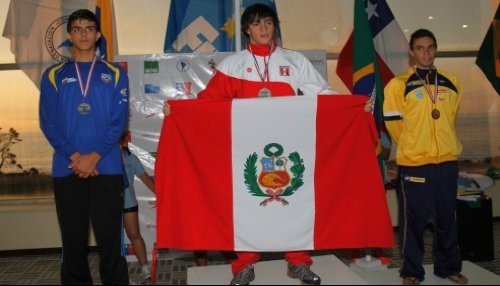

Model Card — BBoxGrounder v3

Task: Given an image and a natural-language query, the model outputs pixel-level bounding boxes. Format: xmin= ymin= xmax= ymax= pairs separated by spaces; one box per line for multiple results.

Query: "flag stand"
xmin=349 ymin=249 xmax=388 ymax=272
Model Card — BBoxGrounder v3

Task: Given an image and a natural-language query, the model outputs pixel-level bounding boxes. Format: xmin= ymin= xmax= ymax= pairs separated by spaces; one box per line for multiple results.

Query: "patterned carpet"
xmin=0 ymin=222 xmax=499 ymax=285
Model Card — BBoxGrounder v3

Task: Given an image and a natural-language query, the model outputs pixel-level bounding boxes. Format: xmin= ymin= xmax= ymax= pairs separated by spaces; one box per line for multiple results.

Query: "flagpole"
xmin=235 ymin=0 xmax=241 ymax=52
xmin=111 ymin=0 xmax=118 ymax=59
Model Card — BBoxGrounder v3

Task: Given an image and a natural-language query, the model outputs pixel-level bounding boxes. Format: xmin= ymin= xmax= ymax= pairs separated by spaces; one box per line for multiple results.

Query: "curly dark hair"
xmin=240 ymin=3 xmax=279 ymax=39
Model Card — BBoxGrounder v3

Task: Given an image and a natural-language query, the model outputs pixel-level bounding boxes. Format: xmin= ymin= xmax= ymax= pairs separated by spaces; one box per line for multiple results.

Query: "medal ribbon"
xmin=249 ymin=43 xmax=272 ymax=83
xmin=415 ymin=67 xmax=438 ymax=104
xmin=75 ymin=56 xmax=97 ymax=101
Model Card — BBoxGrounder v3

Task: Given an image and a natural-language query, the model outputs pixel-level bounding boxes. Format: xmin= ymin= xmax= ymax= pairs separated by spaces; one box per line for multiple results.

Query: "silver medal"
xmin=78 ymin=103 xmax=91 ymax=115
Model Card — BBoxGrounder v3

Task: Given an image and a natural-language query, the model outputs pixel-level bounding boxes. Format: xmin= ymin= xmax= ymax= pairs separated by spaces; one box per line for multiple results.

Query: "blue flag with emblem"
xmin=164 ymin=0 xmax=280 ymax=53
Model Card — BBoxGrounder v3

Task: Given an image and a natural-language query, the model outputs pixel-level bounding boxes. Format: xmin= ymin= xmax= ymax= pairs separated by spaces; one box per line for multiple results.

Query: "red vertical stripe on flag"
xmin=314 ymin=95 xmax=394 ymax=248
xmin=155 ymin=99 xmax=234 ymax=250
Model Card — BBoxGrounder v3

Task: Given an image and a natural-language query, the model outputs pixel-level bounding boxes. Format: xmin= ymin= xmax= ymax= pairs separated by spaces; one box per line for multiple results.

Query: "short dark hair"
xmin=67 ymin=9 xmax=100 ymax=33
xmin=409 ymin=29 xmax=437 ymax=50
xmin=240 ymin=3 xmax=279 ymax=39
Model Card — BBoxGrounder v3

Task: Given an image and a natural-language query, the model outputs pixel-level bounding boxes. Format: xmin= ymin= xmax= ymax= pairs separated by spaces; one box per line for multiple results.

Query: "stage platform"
xmin=187 ymin=254 xmax=500 ymax=285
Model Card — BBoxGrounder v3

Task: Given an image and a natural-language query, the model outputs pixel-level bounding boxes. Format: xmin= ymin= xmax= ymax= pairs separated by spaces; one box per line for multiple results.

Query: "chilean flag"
xmin=336 ymin=0 xmax=408 ymax=178
xmin=155 ymin=95 xmax=394 ymax=251
xmin=336 ymin=0 xmax=408 ymax=91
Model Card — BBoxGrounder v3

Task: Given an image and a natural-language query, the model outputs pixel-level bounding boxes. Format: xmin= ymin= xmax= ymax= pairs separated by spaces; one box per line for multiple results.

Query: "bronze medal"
xmin=431 ymin=108 xmax=440 ymax=119
xmin=78 ymin=103 xmax=91 ymax=115
xmin=415 ymin=68 xmax=441 ymax=120
xmin=259 ymin=88 xmax=271 ymax=97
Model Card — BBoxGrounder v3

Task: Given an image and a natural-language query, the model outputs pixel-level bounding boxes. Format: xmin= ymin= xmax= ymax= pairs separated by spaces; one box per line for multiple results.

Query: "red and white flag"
xmin=155 ymin=95 xmax=394 ymax=251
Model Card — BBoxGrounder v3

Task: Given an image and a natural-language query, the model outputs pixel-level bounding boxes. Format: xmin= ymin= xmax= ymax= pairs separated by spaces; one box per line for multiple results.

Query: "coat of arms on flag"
xmin=244 ymin=143 xmax=305 ymax=206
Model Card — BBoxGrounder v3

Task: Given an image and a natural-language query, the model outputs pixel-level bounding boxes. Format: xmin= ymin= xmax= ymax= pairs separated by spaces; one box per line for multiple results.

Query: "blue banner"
xmin=164 ymin=0 xmax=280 ymax=53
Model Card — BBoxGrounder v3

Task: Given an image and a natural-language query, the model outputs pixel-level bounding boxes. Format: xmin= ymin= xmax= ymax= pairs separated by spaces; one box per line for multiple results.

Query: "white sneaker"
xmin=141 ymin=264 xmax=151 ymax=280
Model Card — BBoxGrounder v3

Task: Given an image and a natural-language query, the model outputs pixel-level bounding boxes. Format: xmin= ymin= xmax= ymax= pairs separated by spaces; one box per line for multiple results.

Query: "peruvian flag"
xmin=155 ymin=95 xmax=394 ymax=251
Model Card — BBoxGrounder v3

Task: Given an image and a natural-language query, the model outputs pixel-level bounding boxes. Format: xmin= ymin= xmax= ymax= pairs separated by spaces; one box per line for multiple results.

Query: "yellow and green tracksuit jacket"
xmin=383 ymin=68 xmax=462 ymax=166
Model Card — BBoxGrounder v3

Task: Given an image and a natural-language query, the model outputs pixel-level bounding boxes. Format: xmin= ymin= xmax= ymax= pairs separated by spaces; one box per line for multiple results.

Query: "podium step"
xmin=187 ymin=254 xmax=368 ymax=285
xmin=187 ymin=255 xmax=500 ymax=285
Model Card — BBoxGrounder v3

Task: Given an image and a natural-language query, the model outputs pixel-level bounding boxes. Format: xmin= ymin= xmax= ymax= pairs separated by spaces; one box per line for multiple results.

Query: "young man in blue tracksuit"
xmin=39 ymin=9 xmax=129 ymax=284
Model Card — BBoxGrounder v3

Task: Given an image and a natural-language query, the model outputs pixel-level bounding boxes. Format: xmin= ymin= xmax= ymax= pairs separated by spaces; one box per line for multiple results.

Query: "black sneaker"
xmin=287 ymin=263 xmax=321 ymax=285
xmin=230 ymin=265 xmax=255 ymax=285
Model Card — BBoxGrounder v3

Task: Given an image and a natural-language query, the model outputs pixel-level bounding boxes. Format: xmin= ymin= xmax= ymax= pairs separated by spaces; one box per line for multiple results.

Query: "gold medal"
xmin=431 ymin=108 xmax=440 ymax=119
xmin=259 ymin=88 xmax=271 ymax=97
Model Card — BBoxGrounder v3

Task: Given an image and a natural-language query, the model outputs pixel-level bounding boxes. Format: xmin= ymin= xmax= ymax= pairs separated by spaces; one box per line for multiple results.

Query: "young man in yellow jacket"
xmin=383 ymin=29 xmax=468 ymax=285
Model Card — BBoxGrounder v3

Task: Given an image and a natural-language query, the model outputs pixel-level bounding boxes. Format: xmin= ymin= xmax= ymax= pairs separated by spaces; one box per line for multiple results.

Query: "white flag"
xmin=2 ymin=0 xmax=93 ymax=88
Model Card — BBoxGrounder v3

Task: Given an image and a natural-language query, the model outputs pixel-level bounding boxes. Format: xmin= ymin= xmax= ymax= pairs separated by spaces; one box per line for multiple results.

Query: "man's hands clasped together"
xmin=69 ymin=152 xmax=101 ymax=178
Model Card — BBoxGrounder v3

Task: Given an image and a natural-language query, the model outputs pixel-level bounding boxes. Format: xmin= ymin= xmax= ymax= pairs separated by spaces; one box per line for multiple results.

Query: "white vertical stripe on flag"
xmin=231 ymin=96 xmax=317 ymax=251
xmin=372 ymin=17 xmax=409 ymax=77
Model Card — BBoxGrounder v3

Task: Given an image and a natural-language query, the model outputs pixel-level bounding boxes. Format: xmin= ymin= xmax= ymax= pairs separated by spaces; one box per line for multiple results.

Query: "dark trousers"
xmin=396 ymin=161 xmax=462 ymax=281
xmin=53 ymin=175 xmax=129 ymax=285
xmin=193 ymin=250 xmax=237 ymax=261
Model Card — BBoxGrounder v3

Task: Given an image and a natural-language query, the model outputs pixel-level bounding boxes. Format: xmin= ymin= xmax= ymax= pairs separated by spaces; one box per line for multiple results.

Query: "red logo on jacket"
xmin=280 ymin=66 xmax=290 ymax=76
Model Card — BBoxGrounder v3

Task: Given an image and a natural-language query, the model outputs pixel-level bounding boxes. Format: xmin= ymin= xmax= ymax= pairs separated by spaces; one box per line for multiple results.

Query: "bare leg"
xmin=124 ymin=211 xmax=148 ymax=266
